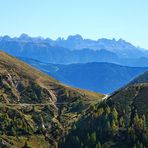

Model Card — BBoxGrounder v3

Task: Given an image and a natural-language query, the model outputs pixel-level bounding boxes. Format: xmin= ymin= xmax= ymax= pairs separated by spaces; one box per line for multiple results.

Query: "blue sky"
xmin=0 ymin=0 xmax=148 ymax=48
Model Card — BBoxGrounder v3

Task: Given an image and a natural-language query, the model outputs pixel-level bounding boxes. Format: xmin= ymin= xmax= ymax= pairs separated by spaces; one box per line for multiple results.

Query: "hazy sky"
xmin=0 ymin=0 xmax=148 ymax=48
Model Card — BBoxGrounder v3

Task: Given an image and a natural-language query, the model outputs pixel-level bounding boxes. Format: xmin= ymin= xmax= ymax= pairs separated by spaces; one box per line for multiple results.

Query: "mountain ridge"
xmin=0 ymin=34 xmax=147 ymax=58
xmin=18 ymin=57 xmax=148 ymax=94
xmin=1 ymin=34 xmax=148 ymax=67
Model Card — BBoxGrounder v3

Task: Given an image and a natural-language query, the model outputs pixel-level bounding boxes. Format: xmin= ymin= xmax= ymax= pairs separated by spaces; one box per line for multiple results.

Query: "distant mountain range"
xmin=19 ymin=57 xmax=148 ymax=94
xmin=55 ymin=34 xmax=146 ymax=58
xmin=0 ymin=34 xmax=148 ymax=67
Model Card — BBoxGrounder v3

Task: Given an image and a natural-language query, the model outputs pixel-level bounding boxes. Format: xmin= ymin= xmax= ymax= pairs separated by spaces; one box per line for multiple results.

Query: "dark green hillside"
xmin=0 ymin=51 xmax=103 ymax=147
xmin=129 ymin=71 xmax=148 ymax=85
xmin=59 ymin=73 xmax=148 ymax=148
xmin=109 ymin=84 xmax=148 ymax=123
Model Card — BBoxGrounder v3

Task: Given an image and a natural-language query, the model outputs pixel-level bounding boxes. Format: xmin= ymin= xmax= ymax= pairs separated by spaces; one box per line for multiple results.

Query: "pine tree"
xmin=111 ymin=107 xmax=118 ymax=123
xmin=73 ymin=124 xmax=76 ymax=130
xmin=105 ymin=106 xmax=110 ymax=114
xmin=139 ymin=143 xmax=143 ymax=148
xmin=133 ymin=112 xmax=139 ymax=124
xmin=87 ymin=133 xmax=90 ymax=141
xmin=75 ymin=136 xmax=80 ymax=144
xmin=106 ymin=121 xmax=111 ymax=132
xmin=98 ymin=108 xmax=104 ymax=116
xmin=90 ymin=132 xmax=96 ymax=144
xmin=119 ymin=116 xmax=125 ymax=128
xmin=142 ymin=114 xmax=146 ymax=130
xmin=11 ymin=127 xmax=17 ymax=136
xmin=111 ymin=120 xmax=118 ymax=134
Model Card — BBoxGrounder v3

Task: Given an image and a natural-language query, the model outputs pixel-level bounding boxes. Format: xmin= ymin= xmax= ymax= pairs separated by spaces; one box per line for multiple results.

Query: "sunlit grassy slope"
xmin=0 ymin=50 xmax=104 ymax=147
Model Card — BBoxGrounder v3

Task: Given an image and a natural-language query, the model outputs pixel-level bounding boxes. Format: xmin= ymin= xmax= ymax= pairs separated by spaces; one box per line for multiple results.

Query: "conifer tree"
xmin=90 ymin=132 xmax=96 ymax=144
